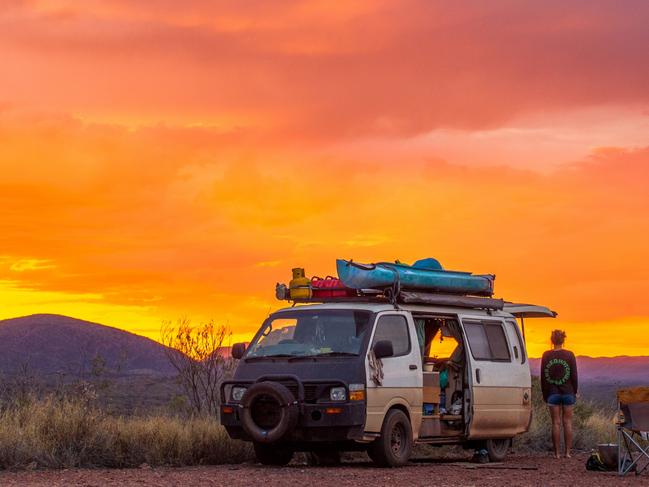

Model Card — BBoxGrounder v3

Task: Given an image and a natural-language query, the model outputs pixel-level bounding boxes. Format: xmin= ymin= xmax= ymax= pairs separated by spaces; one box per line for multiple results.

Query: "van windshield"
xmin=245 ymin=309 xmax=372 ymax=358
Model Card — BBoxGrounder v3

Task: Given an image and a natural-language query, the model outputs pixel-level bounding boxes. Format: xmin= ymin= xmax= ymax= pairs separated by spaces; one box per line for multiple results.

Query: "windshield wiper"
xmin=288 ymin=352 xmax=359 ymax=361
xmin=313 ymin=351 xmax=358 ymax=357
xmin=244 ymin=354 xmax=295 ymax=362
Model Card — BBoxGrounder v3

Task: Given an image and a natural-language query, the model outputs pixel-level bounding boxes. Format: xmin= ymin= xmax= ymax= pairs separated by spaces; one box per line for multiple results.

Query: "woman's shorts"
xmin=547 ymin=394 xmax=576 ymax=406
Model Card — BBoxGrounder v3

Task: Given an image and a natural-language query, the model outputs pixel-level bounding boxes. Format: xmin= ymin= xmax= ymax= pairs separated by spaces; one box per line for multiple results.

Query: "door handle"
xmin=476 ymin=368 xmax=481 ymax=384
xmin=409 ymin=364 xmax=418 ymax=370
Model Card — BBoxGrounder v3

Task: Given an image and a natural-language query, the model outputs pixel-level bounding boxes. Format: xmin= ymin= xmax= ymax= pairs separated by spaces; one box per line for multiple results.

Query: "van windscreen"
xmin=246 ymin=310 xmax=371 ymax=358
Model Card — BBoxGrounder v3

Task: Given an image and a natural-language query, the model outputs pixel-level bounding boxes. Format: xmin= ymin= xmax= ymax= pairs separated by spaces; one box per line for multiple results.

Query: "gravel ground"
xmin=0 ymin=453 xmax=645 ymax=486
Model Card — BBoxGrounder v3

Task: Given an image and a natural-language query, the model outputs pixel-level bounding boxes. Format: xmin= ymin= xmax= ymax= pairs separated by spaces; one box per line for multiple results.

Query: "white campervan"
xmin=222 ymin=299 xmax=555 ymax=467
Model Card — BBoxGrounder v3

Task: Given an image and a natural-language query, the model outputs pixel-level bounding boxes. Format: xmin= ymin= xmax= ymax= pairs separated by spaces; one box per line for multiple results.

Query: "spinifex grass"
xmin=0 ymin=394 xmax=252 ymax=469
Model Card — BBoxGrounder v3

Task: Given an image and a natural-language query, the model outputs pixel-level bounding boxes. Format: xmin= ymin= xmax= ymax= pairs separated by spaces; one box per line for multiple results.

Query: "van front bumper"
xmin=221 ymin=401 xmax=366 ymax=443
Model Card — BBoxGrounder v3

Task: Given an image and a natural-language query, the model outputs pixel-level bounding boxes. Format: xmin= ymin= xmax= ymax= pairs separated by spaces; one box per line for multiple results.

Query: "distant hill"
xmin=529 ymin=355 xmax=649 ymax=384
xmin=2 ymin=314 xmax=646 ymax=385
xmin=0 ymin=314 xmax=176 ymax=377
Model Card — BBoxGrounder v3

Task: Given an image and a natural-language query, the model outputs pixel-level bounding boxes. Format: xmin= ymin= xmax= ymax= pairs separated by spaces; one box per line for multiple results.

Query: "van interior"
xmin=414 ymin=314 xmax=467 ymax=440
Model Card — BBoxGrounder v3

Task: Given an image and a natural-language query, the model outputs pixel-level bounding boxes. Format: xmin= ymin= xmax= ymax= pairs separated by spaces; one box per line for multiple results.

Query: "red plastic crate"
xmin=311 ymin=276 xmax=355 ymax=298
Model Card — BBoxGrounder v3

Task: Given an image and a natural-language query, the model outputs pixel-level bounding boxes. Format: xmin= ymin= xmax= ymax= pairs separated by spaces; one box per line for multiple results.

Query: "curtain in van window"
xmin=414 ymin=318 xmax=426 ymax=359
xmin=444 ymin=319 xmax=465 ymax=367
xmin=444 ymin=319 xmax=464 ymax=344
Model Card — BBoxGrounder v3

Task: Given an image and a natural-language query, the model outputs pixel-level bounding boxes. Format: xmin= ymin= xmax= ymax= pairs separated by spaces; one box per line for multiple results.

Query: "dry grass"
xmin=0 ymin=379 xmax=619 ymax=470
xmin=0 ymin=394 xmax=252 ymax=469
xmin=515 ymin=378 xmax=616 ymax=452
xmin=515 ymin=401 xmax=616 ymax=452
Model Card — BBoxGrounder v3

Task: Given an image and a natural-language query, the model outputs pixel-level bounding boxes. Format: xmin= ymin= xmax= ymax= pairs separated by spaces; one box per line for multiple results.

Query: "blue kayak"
xmin=336 ymin=258 xmax=494 ymax=296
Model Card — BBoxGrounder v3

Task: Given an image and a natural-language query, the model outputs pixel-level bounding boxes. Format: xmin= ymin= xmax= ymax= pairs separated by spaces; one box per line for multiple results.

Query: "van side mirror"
xmin=373 ymin=340 xmax=394 ymax=359
xmin=232 ymin=342 xmax=246 ymax=360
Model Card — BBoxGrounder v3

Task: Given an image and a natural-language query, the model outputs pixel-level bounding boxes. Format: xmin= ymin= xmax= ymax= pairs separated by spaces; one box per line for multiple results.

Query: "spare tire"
xmin=240 ymin=381 xmax=299 ymax=444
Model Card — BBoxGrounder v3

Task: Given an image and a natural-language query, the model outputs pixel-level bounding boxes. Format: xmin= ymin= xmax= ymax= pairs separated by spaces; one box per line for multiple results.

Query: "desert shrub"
xmin=0 ymin=394 xmax=252 ymax=470
xmin=161 ymin=319 xmax=235 ymax=417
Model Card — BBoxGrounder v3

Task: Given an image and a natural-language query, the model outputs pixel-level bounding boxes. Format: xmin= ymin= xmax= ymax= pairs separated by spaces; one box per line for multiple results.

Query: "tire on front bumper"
xmin=222 ymin=401 xmax=366 ymax=443
xmin=239 ymin=381 xmax=299 ymax=444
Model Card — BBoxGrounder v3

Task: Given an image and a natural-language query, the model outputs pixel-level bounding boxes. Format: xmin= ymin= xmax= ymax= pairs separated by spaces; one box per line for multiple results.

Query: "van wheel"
xmin=305 ymin=449 xmax=341 ymax=466
xmin=254 ymin=442 xmax=294 ymax=466
xmin=485 ymin=438 xmax=510 ymax=462
xmin=368 ymin=409 xmax=412 ymax=467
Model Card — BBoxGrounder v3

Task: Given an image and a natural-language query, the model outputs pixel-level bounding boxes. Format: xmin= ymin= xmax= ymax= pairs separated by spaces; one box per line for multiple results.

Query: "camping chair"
xmin=617 ymin=387 xmax=649 ymax=476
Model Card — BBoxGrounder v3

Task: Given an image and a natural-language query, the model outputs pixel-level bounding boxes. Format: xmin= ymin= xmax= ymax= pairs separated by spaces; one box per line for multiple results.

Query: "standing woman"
xmin=541 ymin=330 xmax=578 ymax=459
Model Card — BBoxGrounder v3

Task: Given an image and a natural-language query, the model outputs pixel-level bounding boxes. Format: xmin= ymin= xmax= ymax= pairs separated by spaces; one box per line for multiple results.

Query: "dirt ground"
xmin=0 ymin=453 xmax=646 ymax=487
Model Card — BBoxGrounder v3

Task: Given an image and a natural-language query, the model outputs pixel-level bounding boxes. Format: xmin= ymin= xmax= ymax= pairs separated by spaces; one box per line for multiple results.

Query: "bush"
xmin=0 ymin=394 xmax=253 ymax=469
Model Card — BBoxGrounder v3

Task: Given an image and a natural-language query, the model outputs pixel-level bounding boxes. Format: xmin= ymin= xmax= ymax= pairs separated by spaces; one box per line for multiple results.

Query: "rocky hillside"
xmin=0 ymin=314 xmax=176 ymax=377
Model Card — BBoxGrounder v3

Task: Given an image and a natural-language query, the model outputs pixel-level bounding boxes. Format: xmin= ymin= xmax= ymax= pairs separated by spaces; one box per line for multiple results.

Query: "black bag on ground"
xmin=586 ymin=452 xmax=610 ymax=472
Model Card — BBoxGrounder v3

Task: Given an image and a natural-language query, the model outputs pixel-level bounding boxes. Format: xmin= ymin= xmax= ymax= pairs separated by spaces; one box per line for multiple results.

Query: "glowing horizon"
xmin=1 ymin=1 xmax=648 ymax=358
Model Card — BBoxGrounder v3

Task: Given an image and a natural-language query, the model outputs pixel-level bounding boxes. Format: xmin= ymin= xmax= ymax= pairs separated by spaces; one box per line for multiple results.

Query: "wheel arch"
xmin=364 ymin=392 xmax=421 ymax=437
xmin=387 ymin=402 xmax=411 ymax=422
xmin=376 ymin=401 xmax=416 ymax=441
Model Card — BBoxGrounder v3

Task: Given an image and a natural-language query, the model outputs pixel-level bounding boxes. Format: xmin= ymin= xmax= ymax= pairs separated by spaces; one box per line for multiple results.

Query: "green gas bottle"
xmin=289 ymin=267 xmax=312 ymax=300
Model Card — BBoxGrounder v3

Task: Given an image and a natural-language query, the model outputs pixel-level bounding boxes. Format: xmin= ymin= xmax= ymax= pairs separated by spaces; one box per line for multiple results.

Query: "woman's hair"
xmin=550 ymin=329 xmax=566 ymax=346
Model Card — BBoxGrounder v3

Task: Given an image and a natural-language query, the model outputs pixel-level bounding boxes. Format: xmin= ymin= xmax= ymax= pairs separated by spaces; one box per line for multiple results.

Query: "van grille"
xmin=272 ymin=381 xmax=328 ymax=403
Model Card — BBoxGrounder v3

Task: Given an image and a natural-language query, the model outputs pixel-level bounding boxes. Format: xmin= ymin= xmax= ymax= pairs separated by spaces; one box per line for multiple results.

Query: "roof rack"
xmin=399 ymin=291 xmax=504 ymax=310
xmin=291 ymin=290 xmax=504 ymax=310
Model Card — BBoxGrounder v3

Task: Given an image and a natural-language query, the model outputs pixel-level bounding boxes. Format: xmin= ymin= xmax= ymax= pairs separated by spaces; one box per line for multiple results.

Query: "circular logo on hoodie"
xmin=544 ymin=358 xmax=571 ymax=385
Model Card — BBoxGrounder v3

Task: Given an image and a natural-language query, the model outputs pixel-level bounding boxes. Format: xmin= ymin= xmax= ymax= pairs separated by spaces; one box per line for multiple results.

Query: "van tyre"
xmin=254 ymin=442 xmax=294 ymax=466
xmin=368 ymin=409 xmax=412 ymax=467
xmin=485 ymin=438 xmax=510 ymax=462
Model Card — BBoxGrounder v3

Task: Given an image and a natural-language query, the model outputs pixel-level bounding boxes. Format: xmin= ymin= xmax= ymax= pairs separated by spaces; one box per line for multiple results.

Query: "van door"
xmin=504 ymin=319 xmax=532 ymax=430
xmin=364 ymin=311 xmax=423 ymax=437
xmin=462 ymin=317 xmax=530 ymax=439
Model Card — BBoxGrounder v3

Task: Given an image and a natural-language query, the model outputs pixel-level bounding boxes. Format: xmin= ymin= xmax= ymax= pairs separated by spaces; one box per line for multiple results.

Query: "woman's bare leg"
xmin=549 ymin=405 xmax=562 ymax=458
xmin=562 ymin=405 xmax=574 ymax=458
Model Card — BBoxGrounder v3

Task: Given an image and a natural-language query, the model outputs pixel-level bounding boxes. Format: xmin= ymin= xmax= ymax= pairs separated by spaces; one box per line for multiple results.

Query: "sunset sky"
xmin=1 ymin=0 xmax=648 ymax=357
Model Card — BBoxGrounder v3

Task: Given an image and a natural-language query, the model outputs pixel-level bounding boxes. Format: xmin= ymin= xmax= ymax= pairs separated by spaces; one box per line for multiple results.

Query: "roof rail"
xmin=291 ymin=290 xmax=504 ymax=310
xmin=399 ymin=291 xmax=504 ymax=310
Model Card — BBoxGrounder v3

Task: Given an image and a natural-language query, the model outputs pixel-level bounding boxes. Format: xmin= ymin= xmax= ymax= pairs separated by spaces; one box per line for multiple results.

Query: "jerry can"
xmin=289 ymin=268 xmax=311 ymax=300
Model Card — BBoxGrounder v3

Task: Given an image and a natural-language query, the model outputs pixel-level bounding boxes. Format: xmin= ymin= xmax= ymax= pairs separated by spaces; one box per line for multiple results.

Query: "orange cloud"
xmin=0 ymin=109 xmax=648 ymax=356
xmin=0 ymin=2 xmax=648 ymax=357
xmin=2 ymin=1 xmax=649 ymax=138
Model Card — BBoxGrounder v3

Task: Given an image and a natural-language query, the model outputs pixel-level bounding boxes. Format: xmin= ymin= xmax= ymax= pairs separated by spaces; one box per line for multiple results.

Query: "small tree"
xmin=161 ymin=319 xmax=233 ymax=417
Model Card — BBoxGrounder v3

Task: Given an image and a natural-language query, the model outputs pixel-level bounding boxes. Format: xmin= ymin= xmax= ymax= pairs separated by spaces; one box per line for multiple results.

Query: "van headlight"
xmin=329 ymin=386 xmax=346 ymax=401
xmin=231 ymin=386 xmax=247 ymax=402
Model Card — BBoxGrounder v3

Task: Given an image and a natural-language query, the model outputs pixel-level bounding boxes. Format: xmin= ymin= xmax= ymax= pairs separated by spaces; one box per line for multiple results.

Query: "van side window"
xmin=507 ymin=320 xmax=527 ymax=364
xmin=372 ymin=315 xmax=410 ymax=357
xmin=484 ymin=322 xmax=511 ymax=361
xmin=463 ymin=320 xmax=511 ymax=362
xmin=463 ymin=322 xmax=491 ymax=360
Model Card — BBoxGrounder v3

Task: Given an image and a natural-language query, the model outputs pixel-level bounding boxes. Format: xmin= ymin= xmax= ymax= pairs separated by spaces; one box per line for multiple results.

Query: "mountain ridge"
xmin=1 ymin=314 xmax=646 ymax=383
xmin=528 ymin=355 xmax=649 ymax=383
xmin=0 ymin=313 xmax=176 ymax=377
